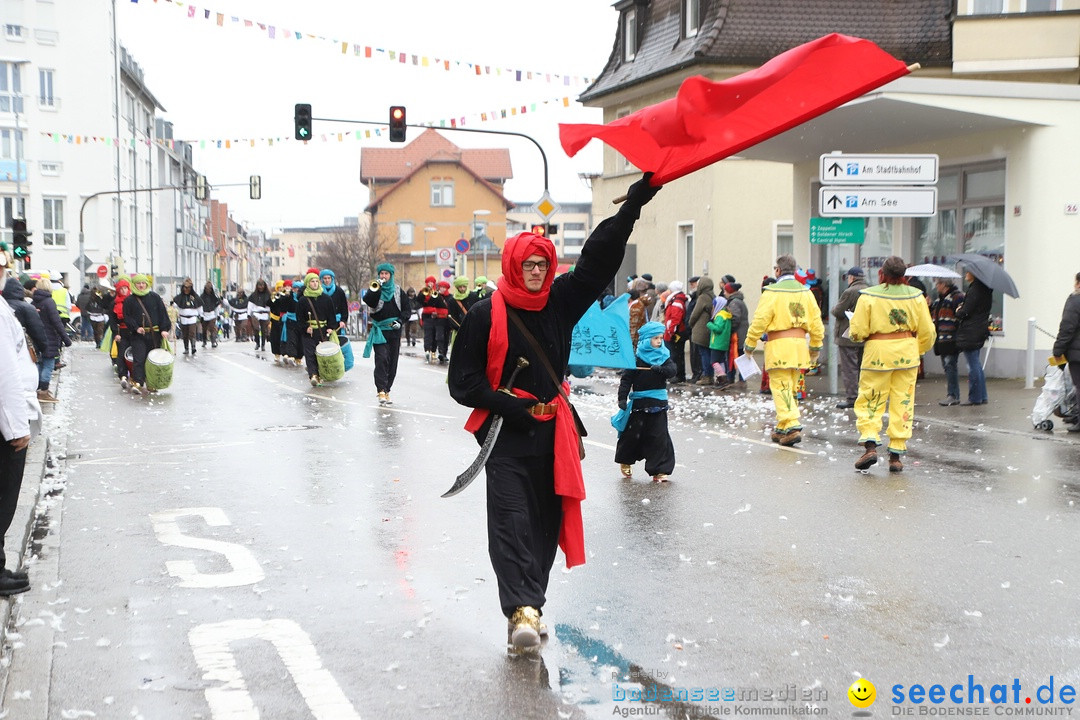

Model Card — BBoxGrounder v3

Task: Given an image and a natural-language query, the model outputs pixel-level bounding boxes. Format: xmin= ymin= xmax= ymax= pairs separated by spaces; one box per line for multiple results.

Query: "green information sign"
xmin=810 ymin=217 xmax=865 ymax=245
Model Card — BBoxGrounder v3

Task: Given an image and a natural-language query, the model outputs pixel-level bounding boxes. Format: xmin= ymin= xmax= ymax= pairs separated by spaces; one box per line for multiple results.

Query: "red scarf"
xmin=463 ymin=233 xmax=585 ymax=568
xmin=113 ymin=281 xmax=130 ymax=325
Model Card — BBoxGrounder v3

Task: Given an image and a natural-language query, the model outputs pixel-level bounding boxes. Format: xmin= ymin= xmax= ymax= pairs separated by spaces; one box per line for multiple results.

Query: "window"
xmin=971 ymin=0 xmax=1003 ymax=13
xmin=678 ymin=223 xmax=694 ymax=281
xmin=1023 ymin=0 xmax=1059 ymax=9
xmin=775 ymin=223 xmax=794 ymax=258
xmin=39 ymin=161 xmax=61 ymax=176
xmin=39 ymin=69 xmax=55 ymax=108
xmin=43 ymin=197 xmax=66 ymax=247
xmin=914 ymin=160 xmax=1006 ymax=329
xmin=35 ymin=29 xmax=58 ymax=45
xmin=430 ymin=181 xmax=454 ymax=207
xmin=623 ymin=7 xmax=637 ymax=62
xmin=684 ymin=0 xmax=701 ymax=37
xmin=1 ymin=129 xmax=24 ymax=160
xmin=1 ymin=196 xmax=27 ymax=245
xmin=1 ymin=62 xmax=24 ymax=114
xmin=398 ymin=221 xmax=414 ymax=245
xmin=4 ymin=25 xmax=25 ymax=41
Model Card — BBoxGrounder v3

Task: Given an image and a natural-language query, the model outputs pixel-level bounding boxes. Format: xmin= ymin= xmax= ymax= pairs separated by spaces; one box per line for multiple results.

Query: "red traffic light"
xmin=530 ymin=224 xmax=548 ymax=237
xmin=389 ymin=105 xmax=407 ymax=142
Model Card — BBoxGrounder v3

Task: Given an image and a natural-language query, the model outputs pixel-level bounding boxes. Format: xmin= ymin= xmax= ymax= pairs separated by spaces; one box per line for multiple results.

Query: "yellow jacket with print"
xmin=849 ymin=283 xmax=935 ymax=371
xmin=743 ymin=278 xmax=826 ymax=371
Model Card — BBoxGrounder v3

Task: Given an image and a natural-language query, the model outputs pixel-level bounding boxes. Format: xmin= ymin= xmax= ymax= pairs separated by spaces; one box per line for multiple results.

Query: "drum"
xmin=145 ymin=348 xmax=175 ymax=390
xmin=315 ymin=340 xmax=345 ymax=382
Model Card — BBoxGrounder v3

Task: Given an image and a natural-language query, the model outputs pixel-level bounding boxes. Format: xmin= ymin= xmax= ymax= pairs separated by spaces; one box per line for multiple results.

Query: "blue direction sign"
xmin=454 ymin=238 xmax=471 ymax=254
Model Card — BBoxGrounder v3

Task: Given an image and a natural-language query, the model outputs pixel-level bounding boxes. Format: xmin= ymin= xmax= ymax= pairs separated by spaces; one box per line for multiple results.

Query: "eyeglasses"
xmin=521 ymin=260 xmax=550 ymax=273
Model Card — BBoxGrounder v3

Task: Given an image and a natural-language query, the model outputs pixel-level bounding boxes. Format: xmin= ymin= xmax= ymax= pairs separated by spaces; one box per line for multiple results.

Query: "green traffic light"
xmin=13 ymin=246 xmax=28 ymax=259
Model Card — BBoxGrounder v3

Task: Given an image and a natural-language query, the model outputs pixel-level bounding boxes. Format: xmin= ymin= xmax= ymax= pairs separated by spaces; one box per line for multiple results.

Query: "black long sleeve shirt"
xmin=448 ymin=202 xmax=646 ymax=457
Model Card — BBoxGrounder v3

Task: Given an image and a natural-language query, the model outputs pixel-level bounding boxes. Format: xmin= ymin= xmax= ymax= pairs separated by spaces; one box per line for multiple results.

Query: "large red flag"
xmin=560 ymin=34 xmax=912 ymax=186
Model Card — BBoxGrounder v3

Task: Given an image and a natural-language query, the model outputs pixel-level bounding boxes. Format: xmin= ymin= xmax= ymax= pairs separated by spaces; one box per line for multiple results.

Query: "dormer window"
xmin=684 ymin=0 xmax=701 ymax=37
xmin=623 ymin=6 xmax=637 ymax=62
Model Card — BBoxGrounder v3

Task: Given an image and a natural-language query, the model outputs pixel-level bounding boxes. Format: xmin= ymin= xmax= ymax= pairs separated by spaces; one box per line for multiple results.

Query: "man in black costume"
xmin=447 ymin=173 xmax=660 ymax=651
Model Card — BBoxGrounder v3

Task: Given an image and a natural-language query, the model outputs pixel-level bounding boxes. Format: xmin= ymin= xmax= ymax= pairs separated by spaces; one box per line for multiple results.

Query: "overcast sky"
xmin=116 ymin=0 xmax=619 ymax=232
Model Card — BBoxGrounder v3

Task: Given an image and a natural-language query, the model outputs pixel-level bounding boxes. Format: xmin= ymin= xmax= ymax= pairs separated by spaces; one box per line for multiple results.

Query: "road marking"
xmin=214 ymin=355 xmax=456 ymax=419
xmin=189 ymin=618 xmax=362 ymax=720
xmin=151 ymin=508 xmax=265 ymax=588
xmin=70 ymin=440 xmax=257 ymax=466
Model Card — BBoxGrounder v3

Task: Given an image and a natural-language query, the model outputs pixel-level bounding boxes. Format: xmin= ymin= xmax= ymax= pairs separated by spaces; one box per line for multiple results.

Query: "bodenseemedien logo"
xmin=850 ymin=679 xmax=877 ymax=717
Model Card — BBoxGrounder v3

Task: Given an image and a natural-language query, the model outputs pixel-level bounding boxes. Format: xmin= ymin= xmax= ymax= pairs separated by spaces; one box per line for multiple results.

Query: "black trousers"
xmin=268 ymin=320 xmax=283 ymax=355
xmin=614 ymin=410 xmax=676 ymax=476
xmin=302 ymin=335 xmax=320 ymax=376
xmin=689 ymin=341 xmax=703 ymax=379
xmin=113 ymin=335 xmax=130 ymax=379
xmin=283 ymin=323 xmax=303 ymax=359
xmin=373 ymin=329 xmax=402 ymax=393
xmin=0 ymin=440 xmax=27 ymax=572
xmin=179 ymin=322 xmax=198 ymax=350
xmin=435 ymin=318 xmax=450 ymax=359
xmin=665 ymin=339 xmax=687 ymax=381
xmin=423 ymin=316 xmax=441 ymax=353
xmin=129 ymin=333 xmax=153 ymax=384
xmin=486 ymin=455 xmax=562 ymax=619
xmin=201 ymin=319 xmax=218 ymax=345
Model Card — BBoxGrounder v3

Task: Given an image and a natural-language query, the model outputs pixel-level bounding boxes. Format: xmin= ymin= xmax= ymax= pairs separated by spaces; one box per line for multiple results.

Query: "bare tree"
xmin=315 ymin=222 xmax=392 ymax=298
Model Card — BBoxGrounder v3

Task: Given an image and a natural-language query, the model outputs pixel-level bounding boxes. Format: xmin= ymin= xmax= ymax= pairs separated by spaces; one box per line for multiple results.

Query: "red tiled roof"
xmin=360 ymin=128 xmax=513 ymax=182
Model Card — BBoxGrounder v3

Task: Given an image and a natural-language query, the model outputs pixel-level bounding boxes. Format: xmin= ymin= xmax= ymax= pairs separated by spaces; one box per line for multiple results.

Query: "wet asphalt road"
xmin=3 ymin=340 xmax=1079 ymax=719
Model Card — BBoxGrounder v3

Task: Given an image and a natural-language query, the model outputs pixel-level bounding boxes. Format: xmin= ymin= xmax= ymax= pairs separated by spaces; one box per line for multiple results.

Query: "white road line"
xmin=151 ymin=508 xmax=265 ymax=588
xmin=189 ymin=618 xmax=362 ymax=720
xmin=701 ymin=427 xmax=817 ymax=455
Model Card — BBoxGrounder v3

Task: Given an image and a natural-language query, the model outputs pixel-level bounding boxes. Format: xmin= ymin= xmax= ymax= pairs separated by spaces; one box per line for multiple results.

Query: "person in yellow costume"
xmin=742 ymin=255 xmax=825 ymax=446
xmin=848 ymin=256 xmax=936 ymax=473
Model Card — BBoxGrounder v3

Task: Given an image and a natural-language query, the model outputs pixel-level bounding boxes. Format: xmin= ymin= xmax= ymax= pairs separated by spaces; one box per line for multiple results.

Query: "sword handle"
xmin=497 ymin=356 xmax=530 ymax=395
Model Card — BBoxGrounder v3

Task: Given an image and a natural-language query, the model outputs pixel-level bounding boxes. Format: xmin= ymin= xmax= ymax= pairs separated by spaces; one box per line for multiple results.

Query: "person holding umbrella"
xmin=954 ymin=269 xmax=993 ymax=406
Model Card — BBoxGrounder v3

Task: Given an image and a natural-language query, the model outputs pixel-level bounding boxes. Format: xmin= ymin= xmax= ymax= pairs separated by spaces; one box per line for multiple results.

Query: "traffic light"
xmin=249 ymin=175 xmax=261 ymax=200
xmin=547 ymin=223 xmax=559 ymax=235
xmin=195 ymin=174 xmax=208 ymax=201
xmin=12 ymin=218 xmax=31 ymax=268
xmin=294 ymin=103 xmax=312 ymax=141
xmin=530 ymin=223 xmax=548 ymax=237
xmin=389 ymin=105 xmax=407 ymax=142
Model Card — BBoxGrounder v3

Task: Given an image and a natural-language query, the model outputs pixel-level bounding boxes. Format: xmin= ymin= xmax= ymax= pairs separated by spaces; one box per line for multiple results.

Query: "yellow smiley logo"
xmin=848 ymin=679 xmax=877 ymax=709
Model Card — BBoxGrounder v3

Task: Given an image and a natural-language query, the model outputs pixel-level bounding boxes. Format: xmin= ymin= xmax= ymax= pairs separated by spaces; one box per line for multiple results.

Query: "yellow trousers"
xmin=768 ymin=367 xmax=802 ymax=431
xmin=854 ymin=367 xmax=917 ymax=453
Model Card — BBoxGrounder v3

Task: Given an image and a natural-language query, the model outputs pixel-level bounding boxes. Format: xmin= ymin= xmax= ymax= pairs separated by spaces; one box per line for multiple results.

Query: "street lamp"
xmin=422 ymin=226 xmax=437 ymax=282
xmin=472 ymin=209 xmax=490 ymax=278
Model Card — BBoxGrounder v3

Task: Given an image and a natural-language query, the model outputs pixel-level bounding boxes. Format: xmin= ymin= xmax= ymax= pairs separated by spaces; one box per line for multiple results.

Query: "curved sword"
xmin=442 ymin=356 xmax=530 ymax=498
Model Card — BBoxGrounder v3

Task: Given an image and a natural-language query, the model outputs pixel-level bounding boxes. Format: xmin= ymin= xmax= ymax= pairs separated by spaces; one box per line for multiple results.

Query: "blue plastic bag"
xmin=340 ymin=335 xmax=355 ymax=371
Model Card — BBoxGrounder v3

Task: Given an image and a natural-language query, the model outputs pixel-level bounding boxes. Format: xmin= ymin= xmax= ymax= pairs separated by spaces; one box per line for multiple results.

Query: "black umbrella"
xmin=951 ymin=253 xmax=1020 ymax=298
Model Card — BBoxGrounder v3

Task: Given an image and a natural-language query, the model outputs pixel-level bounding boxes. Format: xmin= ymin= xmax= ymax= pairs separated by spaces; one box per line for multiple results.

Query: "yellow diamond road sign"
xmin=532 ymin=192 xmax=559 ymax=221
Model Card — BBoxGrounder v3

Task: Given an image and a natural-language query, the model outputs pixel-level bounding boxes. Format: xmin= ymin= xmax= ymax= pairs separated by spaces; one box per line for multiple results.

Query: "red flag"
xmin=559 ymin=34 xmax=911 ymax=186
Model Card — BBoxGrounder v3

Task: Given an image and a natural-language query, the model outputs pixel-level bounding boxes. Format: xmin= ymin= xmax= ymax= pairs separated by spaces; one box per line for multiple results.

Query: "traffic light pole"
xmin=78 ymin=182 xmax=256 ymax=279
xmin=313 ymin=115 xmax=550 ymax=192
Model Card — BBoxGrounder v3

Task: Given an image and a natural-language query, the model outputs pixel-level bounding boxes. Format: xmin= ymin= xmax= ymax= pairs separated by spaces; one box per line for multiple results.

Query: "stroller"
xmin=1031 ymin=364 xmax=1078 ymax=431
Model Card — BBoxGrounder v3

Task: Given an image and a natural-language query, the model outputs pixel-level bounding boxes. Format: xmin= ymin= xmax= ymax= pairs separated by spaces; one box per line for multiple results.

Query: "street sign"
xmin=454 ymin=238 xmax=470 ymax=254
xmin=96 ymin=264 xmax=108 ymax=278
xmin=819 ymin=153 xmax=938 ymax=185
xmin=436 ymin=247 xmax=453 ymax=264
xmin=819 ymin=186 xmax=938 ymax=218
xmin=441 ymin=268 xmax=454 ymax=280
xmin=810 ymin=217 xmax=865 ymax=245
xmin=74 ymin=253 xmax=93 ymax=272
xmin=531 ymin=191 xmax=560 ymax=221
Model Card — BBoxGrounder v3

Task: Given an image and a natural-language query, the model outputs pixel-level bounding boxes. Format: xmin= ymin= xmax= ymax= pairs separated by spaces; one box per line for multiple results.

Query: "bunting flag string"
xmin=129 ymin=0 xmax=594 ymax=87
xmin=39 ymin=95 xmax=581 ymax=149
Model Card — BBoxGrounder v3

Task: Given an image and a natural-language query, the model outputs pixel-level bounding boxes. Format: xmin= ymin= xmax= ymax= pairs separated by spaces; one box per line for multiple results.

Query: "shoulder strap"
xmin=505 ymin=306 xmax=570 ymax=403
xmin=135 ymin=297 xmax=155 ymax=330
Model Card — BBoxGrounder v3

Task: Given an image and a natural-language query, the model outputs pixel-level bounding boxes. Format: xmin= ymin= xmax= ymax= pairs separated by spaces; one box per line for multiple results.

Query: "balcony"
xmin=953 ymin=11 xmax=1080 ymax=82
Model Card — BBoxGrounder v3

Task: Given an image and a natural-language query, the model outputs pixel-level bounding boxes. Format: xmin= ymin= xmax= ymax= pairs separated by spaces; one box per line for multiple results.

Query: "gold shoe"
xmin=508 ymin=606 xmax=542 ymax=650
xmin=619 ymin=464 xmax=632 ymax=478
xmin=652 ymin=474 xmax=670 ymax=483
